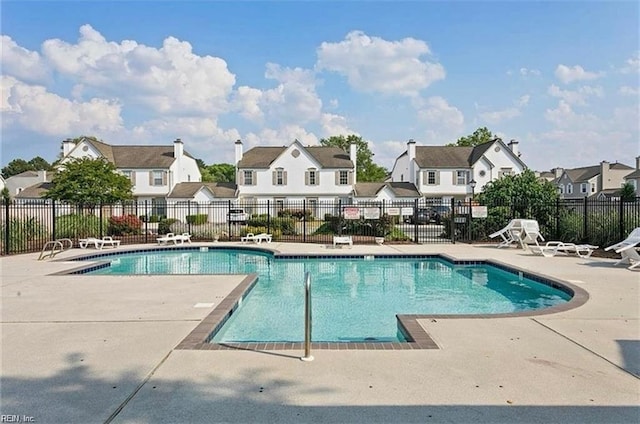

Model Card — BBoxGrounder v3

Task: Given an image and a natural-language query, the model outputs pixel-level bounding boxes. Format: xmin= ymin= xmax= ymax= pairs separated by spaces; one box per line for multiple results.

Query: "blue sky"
xmin=1 ymin=1 xmax=638 ymax=172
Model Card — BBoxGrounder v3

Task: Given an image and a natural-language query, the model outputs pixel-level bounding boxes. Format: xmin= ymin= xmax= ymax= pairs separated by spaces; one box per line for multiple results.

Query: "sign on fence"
xmin=387 ymin=207 xmax=400 ymax=216
xmin=472 ymin=206 xmax=488 ymax=218
xmin=343 ymin=207 xmax=360 ymax=220
xmin=364 ymin=208 xmax=380 ymax=219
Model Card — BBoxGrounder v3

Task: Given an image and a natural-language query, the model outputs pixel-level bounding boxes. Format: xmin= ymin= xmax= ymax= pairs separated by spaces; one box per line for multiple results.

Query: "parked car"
xmin=405 ymin=208 xmax=441 ymax=225
xmin=431 ymin=205 xmax=451 ymax=218
xmin=228 ymin=208 xmax=248 ymax=224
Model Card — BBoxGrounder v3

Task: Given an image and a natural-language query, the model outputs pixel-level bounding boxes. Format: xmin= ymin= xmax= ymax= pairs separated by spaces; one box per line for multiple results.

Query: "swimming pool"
xmin=86 ymin=248 xmax=573 ymax=343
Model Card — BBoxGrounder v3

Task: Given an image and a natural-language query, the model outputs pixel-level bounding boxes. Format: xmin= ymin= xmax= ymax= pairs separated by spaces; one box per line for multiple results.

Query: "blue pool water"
xmin=89 ymin=249 xmax=571 ymax=342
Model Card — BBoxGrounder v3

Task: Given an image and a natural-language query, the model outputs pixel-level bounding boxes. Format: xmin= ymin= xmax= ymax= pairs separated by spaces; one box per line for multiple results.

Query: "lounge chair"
xmin=515 ymin=219 xmax=545 ymax=249
xmin=605 ymin=228 xmax=640 ymax=269
xmin=157 ymin=233 xmax=190 ymax=245
xmin=79 ymin=236 xmax=121 ymax=250
xmin=528 ymin=241 xmax=598 ymax=258
xmin=241 ymin=233 xmax=272 ymax=244
xmin=489 ymin=219 xmax=523 ymax=248
xmin=333 ymin=235 xmax=353 ymax=248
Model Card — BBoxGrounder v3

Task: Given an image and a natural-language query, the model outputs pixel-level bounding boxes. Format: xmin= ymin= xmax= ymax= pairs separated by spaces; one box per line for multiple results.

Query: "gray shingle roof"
xmin=168 ymin=182 xmax=237 ymax=198
xmin=625 ymin=169 xmax=640 ymax=179
xmin=84 ymin=139 xmax=195 ymax=169
xmin=564 ymin=162 xmax=633 ymax=182
xmin=353 ymin=182 xmax=420 ymax=197
xmin=237 ymin=145 xmax=353 ymax=169
xmin=14 ymin=182 xmax=52 ymax=198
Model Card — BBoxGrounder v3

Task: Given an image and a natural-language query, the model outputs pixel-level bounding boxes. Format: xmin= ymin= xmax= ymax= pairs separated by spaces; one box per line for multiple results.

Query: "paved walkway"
xmin=1 ymin=242 xmax=638 ymax=423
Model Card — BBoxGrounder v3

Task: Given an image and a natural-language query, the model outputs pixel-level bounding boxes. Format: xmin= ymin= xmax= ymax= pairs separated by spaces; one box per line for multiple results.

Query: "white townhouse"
xmin=623 ymin=157 xmax=640 ymax=197
xmin=4 ymin=170 xmax=50 ymax=198
xmin=166 ymin=182 xmax=238 ymax=223
xmin=235 ymin=139 xmax=358 ymax=209
xmin=553 ymin=160 xmax=634 ymax=199
xmin=59 ymin=137 xmax=201 ymax=209
xmin=390 ymin=138 xmax=526 ymax=201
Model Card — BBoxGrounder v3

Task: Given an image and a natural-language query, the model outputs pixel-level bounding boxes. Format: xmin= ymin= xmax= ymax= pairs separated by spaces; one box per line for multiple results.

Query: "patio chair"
xmin=241 ymin=233 xmax=272 ymax=244
xmin=157 ymin=233 xmax=178 ymax=245
xmin=79 ymin=236 xmax=120 ymax=250
xmin=333 ymin=235 xmax=353 ymax=248
xmin=528 ymin=241 xmax=598 ymax=258
xmin=489 ymin=219 xmax=523 ymax=248
xmin=175 ymin=233 xmax=192 ymax=244
xmin=605 ymin=228 xmax=640 ymax=269
xmin=516 ymin=220 xmax=545 ymax=249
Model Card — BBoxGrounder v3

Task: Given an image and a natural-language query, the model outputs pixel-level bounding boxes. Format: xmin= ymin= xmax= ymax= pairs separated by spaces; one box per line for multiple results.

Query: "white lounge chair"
xmin=528 ymin=241 xmax=598 ymax=258
xmin=333 ymin=235 xmax=353 ymax=248
xmin=489 ymin=219 xmax=523 ymax=248
xmin=241 ymin=233 xmax=272 ymax=244
xmin=516 ymin=219 xmax=545 ymax=249
xmin=157 ymin=233 xmax=189 ymax=245
xmin=79 ymin=236 xmax=121 ymax=250
xmin=605 ymin=228 xmax=640 ymax=269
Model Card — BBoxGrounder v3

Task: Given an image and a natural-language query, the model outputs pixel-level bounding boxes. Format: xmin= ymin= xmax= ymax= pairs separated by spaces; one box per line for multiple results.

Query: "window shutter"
xmin=335 ymin=171 xmax=339 ymax=185
xmin=422 ymin=171 xmax=427 ymax=185
xmin=305 ymin=171 xmax=309 ymax=185
xmin=238 ymin=171 xmax=244 ymax=185
xmin=348 ymin=171 xmax=353 ymax=185
xmin=435 ymin=171 xmax=440 ymax=185
xmin=283 ymin=171 xmax=288 ymax=185
xmin=452 ymin=171 xmax=456 ymax=185
xmin=162 ymin=172 xmax=167 ymax=185
xmin=131 ymin=171 xmax=136 ymax=185
xmin=149 ymin=172 xmax=153 ymax=186
xmin=272 ymin=171 xmax=277 ymax=185
xmin=252 ymin=171 xmax=257 ymax=185
xmin=315 ymin=172 xmax=319 ymax=185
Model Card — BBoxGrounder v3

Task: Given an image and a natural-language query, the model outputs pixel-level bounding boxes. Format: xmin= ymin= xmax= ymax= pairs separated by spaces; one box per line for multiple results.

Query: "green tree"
xmin=207 ymin=163 xmax=235 ymax=183
xmin=45 ymin=157 xmax=133 ymax=206
xmin=448 ymin=127 xmax=495 ymax=147
xmin=319 ymin=135 xmax=388 ymax=182
xmin=1 ymin=156 xmax=52 ymax=178
xmin=620 ymin=182 xmax=636 ymax=202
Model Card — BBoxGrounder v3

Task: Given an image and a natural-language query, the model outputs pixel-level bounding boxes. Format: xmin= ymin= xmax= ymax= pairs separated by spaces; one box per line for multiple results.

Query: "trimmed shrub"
xmin=247 ymin=216 xmax=297 ymax=235
xmin=158 ymin=218 xmax=178 ymax=235
xmin=55 ymin=214 xmax=107 ymax=239
xmin=2 ymin=217 xmax=46 ymax=252
xmin=186 ymin=214 xmax=208 ymax=225
xmin=108 ymin=214 xmax=142 ymax=235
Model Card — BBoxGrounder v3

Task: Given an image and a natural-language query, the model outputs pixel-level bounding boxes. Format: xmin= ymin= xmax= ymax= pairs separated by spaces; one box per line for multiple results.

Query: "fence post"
xmin=227 ymin=200 xmax=232 ymax=240
xmin=338 ymin=199 xmax=342 ymax=236
xmin=555 ymin=198 xmax=560 ymax=240
xmin=187 ymin=201 xmax=192 ymax=235
xmin=413 ymin=198 xmax=418 ymax=243
xmin=619 ymin=197 xmax=625 ymax=241
xmin=144 ymin=200 xmax=148 ymax=244
xmin=267 ymin=200 xmax=271 ymax=234
xmin=303 ymin=199 xmax=307 ymax=243
xmin=4 ymin=200 xmax=9 ymax=255
xmin=51 ymin=200 xmax=56 ymax=241
xmin=582 ymin=196 xmax=588 ymax=243
xmin=99 ymin=202 xmax=103 ymax=237
xmin=467 ymin=197 xmax=472 ymax=242
xmin=450 ymin=198 xmax=456 ymax=244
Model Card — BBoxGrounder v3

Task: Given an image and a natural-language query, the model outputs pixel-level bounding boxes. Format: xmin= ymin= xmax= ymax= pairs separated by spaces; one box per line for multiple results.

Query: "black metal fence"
xmin=1 ymin=197 xmax=639 ymax=255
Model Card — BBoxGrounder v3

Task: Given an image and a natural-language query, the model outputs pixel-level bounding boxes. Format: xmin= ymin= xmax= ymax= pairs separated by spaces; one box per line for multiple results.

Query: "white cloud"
xmin=554 ymin=64 xmax=602 ymax=84
xmin=547 ymin=84 xmax=604 ymax=105
xmin=244 ymin=125 xmax=318 ymax=149
xmin=519 ymin=67 xmax=541 ymax=77
xmin=416 ymin=96 xmax=464 ymax=132
xmin=0 ymin=36 xmax=49 ymax=82
xmin=316 ymin=31 xmax=445 ymax=96
xmin=320 ymin=113 xmax=356 ymax=137
xmin=41 ymin=24 xmax=236 ymax=115
xmin=478 ymin=95 xmax=529 ymax=124
xmin=1 ymin=75 xmax=123 ymax=136
xmin=619 ymin=52 xmax=640 ymax=74
xmin=618 ymin=85 xmax=639 ymax=96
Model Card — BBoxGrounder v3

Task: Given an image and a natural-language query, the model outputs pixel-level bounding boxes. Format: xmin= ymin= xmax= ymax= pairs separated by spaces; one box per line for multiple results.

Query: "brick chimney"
xmin=173 ymin=138 xmax=184 ymax=159
xmin=234 ymin=139 xmax=243 ymax=165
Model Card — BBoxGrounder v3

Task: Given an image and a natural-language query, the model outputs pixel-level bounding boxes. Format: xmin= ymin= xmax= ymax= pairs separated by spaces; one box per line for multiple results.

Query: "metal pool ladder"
xmin=301 ymin=271 xmax=314 ymax=362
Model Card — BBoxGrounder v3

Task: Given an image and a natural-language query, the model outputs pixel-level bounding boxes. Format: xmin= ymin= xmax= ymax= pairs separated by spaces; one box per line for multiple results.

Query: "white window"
xmin=558 ymin=184 xmax=564 ymax=194
xmin=455 ymin=170 xmax=468 ymax=185
xmin=151 ymin=170 xmax=164 ymax=186
xmin=567 ymin=183 xmax=573 ymax=194
xmin=276 ymin=169 xmax=284 ymax=185
xmin=243 ymin=170 xmax=253 ymax=185
xmin=499 ymin=167 xmax=513 ymax=177
xmin=581 ymin=183 xmax=587 ymax=194
xmin=122 ymin=170 xmax=135 ymax=185
xmin=591 ymin=182 xmax=596 ymax=193
xmin=308 ymin=170 xmax=317 ymax=185
xmin=425 ymin=170 xmax=437 ymax=185
xmin=339 ymin=170 xmax=349 ymax=185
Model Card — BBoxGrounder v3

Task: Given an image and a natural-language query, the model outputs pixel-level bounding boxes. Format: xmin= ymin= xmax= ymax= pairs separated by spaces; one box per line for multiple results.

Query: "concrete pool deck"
xmin=1 ymin=242 xmax=638 ymax=423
